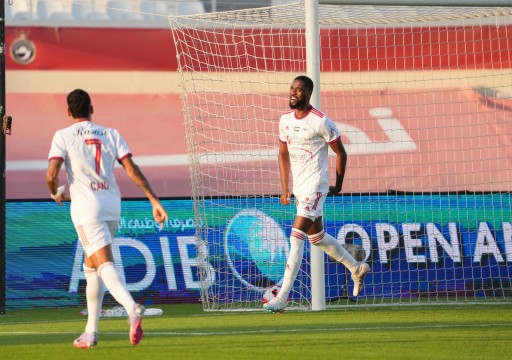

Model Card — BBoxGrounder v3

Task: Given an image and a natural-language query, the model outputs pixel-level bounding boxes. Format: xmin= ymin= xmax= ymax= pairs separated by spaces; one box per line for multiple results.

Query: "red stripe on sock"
xmin=308 ymin=231 xmax=325 ymax=244
xmin=290 ymin=229 xmax=308 ymax=241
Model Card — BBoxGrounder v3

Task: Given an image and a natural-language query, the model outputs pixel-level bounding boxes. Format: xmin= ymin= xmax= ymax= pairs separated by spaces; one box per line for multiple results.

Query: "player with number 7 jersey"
xmin=46 ymin=89 xmax=168 ymax=348
xmin=48 ymin=117 xmax=130 ymax=226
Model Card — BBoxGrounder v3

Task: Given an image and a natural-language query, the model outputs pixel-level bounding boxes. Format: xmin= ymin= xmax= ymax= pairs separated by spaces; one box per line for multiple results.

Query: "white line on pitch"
xmin=1 ymin=323 xmax=511 ymax=337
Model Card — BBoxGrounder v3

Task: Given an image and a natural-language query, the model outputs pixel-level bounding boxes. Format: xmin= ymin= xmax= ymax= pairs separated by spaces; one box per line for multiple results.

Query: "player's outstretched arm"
xmin=120 ymin=156 xmax=169 ymax=226
xmin=328 ymin=137 xmax=348 ymax=195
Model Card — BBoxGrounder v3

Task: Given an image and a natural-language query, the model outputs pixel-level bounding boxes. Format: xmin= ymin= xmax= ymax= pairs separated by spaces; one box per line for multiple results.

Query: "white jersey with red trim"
xmin=279 ymin=106 xmax=340 ymax=196
xmin=48 ymin=120 xmax=131 ymax=226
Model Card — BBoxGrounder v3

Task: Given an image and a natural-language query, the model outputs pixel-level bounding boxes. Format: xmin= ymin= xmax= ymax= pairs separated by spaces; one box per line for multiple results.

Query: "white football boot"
xmin=263 ymin=296 xmax=288 ymax=313
xmin=352 ymin=262 xmax=371 ymax=297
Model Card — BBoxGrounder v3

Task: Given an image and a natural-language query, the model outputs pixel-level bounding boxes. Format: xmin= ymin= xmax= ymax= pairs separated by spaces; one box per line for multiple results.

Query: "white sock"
xmin=83 ymin=264 xmax=105 ymax=334
xmin=277 ymin=228 xmax=307 ymax=301
xmin=97 ymin=261 xmax=136 ymax=315
xmin=309 ymin=230 xmax=358 ymax=273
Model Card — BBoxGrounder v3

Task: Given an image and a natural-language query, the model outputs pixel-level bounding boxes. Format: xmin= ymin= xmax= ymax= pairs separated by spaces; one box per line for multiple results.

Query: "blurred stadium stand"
xmin=4 ymin=0 xmax=274 ymax=23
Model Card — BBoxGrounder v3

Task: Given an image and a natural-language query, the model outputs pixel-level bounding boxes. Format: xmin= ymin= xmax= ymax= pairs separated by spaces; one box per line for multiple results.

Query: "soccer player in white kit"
xmin=46 ymin=89 xmax=168 ymax=348
xmin=263 ymin=76 xmax=370 ymax=313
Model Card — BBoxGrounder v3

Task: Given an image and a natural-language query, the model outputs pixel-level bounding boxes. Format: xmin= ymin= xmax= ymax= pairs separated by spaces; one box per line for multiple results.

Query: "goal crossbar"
xmin=320 ymin=0 xmax=512 ymax=6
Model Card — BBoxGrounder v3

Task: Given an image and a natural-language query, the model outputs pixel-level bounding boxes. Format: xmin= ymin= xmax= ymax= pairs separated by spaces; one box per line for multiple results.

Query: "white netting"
xmin=170 ymin=1 xmax=512 ymax=310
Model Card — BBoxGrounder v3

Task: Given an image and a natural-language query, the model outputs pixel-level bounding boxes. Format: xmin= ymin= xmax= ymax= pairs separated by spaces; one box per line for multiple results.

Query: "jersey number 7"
xmin=85 ymin=138 xmax=102 ymax=175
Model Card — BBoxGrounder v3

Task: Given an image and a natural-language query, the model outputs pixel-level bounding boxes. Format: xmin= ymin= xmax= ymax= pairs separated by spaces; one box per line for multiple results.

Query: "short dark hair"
xmin=294 ymin=75 xmax=314 ymax=92
xmin=67 ymin=89 xmax=91 ymax=118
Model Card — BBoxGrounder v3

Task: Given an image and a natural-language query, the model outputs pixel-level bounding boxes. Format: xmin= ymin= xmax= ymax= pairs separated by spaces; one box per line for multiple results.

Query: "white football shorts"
xmin=75 ymin=221 xmax=118 ymax=257
xmin=295 ymin=192 xmax=327 ymax=221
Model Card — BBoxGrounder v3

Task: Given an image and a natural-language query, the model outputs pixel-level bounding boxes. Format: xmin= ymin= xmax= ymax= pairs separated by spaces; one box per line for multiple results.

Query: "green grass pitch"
xmin=1 ymin=303 xmax=511 ymax=359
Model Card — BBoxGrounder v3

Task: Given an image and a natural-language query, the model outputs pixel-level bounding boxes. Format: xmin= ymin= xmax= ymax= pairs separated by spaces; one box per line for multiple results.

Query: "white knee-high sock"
xmin=309 ymin=230 xmax=358 ymax=273
xmin=277 ymin=228 xmax=307 ymax=301
xmin=97 ymin=261 xmax=136 ymax=314
xmin=83 ymin=264 xmax=106 ymax=334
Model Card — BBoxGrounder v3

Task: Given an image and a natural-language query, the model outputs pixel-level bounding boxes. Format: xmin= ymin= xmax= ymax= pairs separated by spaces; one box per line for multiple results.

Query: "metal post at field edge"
xmin=305 ymin=0 xmax=326 ymax=311
xmin=0 ymin=0 xmax=6 ymax=315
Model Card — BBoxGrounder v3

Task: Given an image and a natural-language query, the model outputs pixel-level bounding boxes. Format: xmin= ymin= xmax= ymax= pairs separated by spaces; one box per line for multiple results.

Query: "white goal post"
xmin=169 ymin=1 xmax=512 ymax=311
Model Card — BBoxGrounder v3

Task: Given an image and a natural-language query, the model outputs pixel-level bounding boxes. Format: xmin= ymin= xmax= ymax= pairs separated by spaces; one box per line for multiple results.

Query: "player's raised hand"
xmin=280 ymin=191 xmax=291 ymax=206
xmin=51 ymin=185 xmax=69 ymax=205
xmin=152 ymin=203 xmax=169 ymax=229
xmin=328 ymin=185 xmax=342 ymax=196
xmin=54 ymin=192 xmax=70 ymax=205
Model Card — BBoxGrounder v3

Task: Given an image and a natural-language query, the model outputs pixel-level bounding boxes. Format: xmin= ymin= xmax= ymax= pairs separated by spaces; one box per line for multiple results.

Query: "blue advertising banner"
xmin=198 ymin=194 xmax=512 ymax=304
xmin=6 ymin=199 xmax=201 ymax=309
xmin=5 ymin=194 xmax=512 ymax=309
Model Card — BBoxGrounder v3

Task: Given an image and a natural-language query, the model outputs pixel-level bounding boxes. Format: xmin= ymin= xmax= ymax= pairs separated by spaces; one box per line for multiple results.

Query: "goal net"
xmin=169 ymin=1 xmax=512 ymax=311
